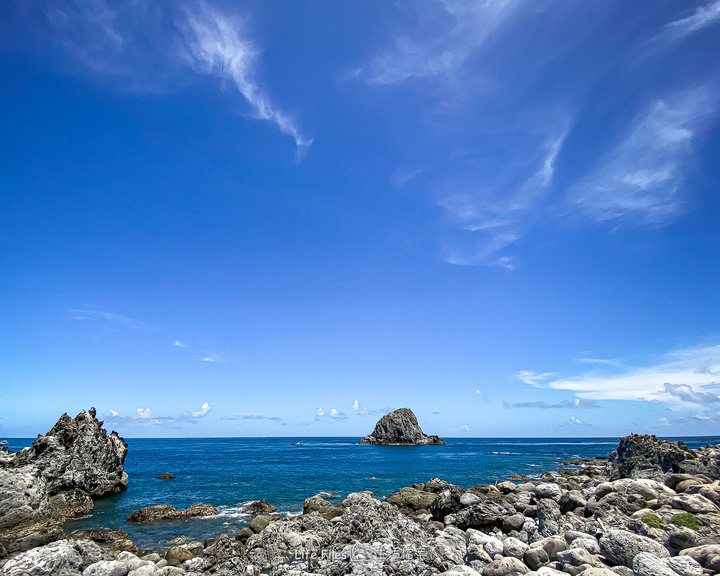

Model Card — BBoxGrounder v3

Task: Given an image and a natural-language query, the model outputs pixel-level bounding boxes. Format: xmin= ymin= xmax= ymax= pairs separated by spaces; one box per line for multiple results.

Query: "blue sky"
xmin=2 ymin=0 xmax=720 ymax=438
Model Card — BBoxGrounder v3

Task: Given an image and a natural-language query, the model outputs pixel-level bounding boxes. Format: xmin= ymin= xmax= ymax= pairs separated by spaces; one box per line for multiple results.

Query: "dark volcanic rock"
xmin=0 ymin=408 xmax=127 ymax=553
xmin=126 ymin=502 xmax=218 ymax=523
xmin=358 ymin=408 xmax=444 ymax=445
xmin=157 ymin=472 xmax=175 ymax=480
xmin=243 ymin=499 xmax=276 ymax=514
xmin=608 ymin=434 xmax=694 ymax=481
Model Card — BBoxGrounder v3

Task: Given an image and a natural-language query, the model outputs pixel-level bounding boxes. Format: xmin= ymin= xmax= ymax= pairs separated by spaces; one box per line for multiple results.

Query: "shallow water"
xmin=6 ymin=436 xmax=718 ymax=550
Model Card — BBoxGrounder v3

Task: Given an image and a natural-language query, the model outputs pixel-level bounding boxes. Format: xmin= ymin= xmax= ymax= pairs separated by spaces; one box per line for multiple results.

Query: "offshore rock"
xmin=0 ymin=409 xmax=127 ymax=553
xmin=358 ymin=408 xmax=444 ymax=445
xmin=126 ymin=503 xmax=218 ymax=523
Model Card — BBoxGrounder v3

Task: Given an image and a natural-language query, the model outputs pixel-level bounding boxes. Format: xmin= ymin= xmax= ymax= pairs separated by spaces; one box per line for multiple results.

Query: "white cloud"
xmin=201 ymin=357 xmax=216 ymax=362
xmin=570 ymin=416 xmax=582 ymax=425
xmin=661 ymin=1 xmax=720 ymax=43
xmin=315 ymin=406 xmax=347 ymax=421
xmin=186 ymin=401 xmax=211 ymax=418
xmin=547 ymin=344 xmax=720 ymax=402
xmin=658 ymin=417 xmax=671 ymax=426
xmin=461 ymin=424 xmax=470 ymax=431
xmin=109 ymin=409 xmax=119 ymax=417
xmin=136 ymin=408 xmax=153 ymax=419
xmin=174 ymin=340 xmax=188 ymax=348
xmin=182 ymin=4 xmax=312 ymax=157
xmin=514 ymin=370 xmax=559 ymax=388
xmin=571 ymin=87 xmax=717 ymax=225
xmin=200 ymin=352 xmax=223 ymax=363
xmin=352 ymin=400 xmax=371 ymax=415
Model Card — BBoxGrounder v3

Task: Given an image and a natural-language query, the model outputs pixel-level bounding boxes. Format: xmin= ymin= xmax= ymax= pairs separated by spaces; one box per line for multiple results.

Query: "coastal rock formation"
xmin=126 ymin=503 xmax=218 ymax=523
xmin=0 ymin=408 xmax=127 ymax=554
xmin=608 ymin=434 xmax=694 ymax=481
xmin=358 ymin=407 xmax=444 ymax=445
xmin=3 ymin=433 xmax=720 ymax=576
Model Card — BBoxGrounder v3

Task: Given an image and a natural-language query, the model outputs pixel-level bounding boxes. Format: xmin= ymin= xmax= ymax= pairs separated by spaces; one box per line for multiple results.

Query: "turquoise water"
xmin=6 ymin=436 xmax=719 ymax=550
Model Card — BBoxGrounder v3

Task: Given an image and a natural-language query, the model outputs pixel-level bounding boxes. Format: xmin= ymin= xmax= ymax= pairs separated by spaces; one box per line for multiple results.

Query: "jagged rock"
xmin=430 ymin=486 xmax=465 ymax=520
xmin=358 ymin=408 xmax=444 ymax=445
xmin=671 ymin=493 xmax=720 ymax=514
xmin=446 ymin=500 xmax=510 ymax=529
xmin=666 ymin=555 xmax=704 ymax=576
xmin=126 ymin=503 xmax=217 ymax=523
xmin=0 ymin=409 xmax=127 ymax=554
xmin=608 ymin=434 xmax=693 ymax=481
xmin=156 ymin=473 xmax=174 ymax=480
xmin=0 ymin=539 xmax=103 ymax=576
xmin=242 ymin=500 xmax=276 ymax=514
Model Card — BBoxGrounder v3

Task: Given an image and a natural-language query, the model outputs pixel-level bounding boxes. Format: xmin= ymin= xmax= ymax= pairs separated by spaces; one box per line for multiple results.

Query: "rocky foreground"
xmin=2 ymin=428 xmax=720 ymax=576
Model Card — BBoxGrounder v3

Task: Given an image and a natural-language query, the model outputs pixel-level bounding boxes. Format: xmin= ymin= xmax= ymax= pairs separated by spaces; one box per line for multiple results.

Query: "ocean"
xmin=6 ymin=436 xmax=719 ymax=551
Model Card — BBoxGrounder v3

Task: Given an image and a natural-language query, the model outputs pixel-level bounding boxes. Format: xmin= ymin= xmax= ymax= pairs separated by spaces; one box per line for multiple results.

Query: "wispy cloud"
xmin=181 ymin=3 xmax=312 ymax=157
xmin=660 ymin=1 xmax=720 ymax=44
xmin=68 ymin=307 xmax=155 ymax=330
xmin=20 ymin=1 xmax=309 ymax=154
xmin=514 ymin=370 xmax=559 ymax=388
xmin=504 ymin=399 xmax=600 ymax=410
xmin=571 ymin=87 xmax=718 ymax=225
xmin=436 ymin=121 xmax=570 ymax=268
xmin=364 ymin=0 xmax=527 ymax=85
xmin=223 ymin=414 xmax=283 ymax=423
xmin=546 ymin=344 xmax=720 ymax=402
xmin=173 ymin=340 xmax=188 ymax=348
xmin=200 ymin=352 xmax=223 ymax=363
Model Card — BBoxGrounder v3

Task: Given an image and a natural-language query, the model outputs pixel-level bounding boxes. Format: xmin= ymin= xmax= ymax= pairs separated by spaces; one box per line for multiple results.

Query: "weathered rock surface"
xmin=608 ymin=434 xmax=693 ymax=481
xmin=0 ymin=409 xmax=127 ymax=554
xmin=126 ymin=503 xmax=217 ymax=523
xmin=358 ymin=408 xmax=444 ymax=445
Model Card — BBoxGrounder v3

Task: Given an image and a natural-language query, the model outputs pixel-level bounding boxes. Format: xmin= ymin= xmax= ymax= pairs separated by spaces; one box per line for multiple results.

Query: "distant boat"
xmin=290 ymin=441 xmax=304 ymax=446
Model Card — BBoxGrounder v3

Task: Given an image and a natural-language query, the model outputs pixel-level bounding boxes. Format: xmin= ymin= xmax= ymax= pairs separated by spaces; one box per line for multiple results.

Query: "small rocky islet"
xmin=1 ymin=410 xmax=720 ymax=575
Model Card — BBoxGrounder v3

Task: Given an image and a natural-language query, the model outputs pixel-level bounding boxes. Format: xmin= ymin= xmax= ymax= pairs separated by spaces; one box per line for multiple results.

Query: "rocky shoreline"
xmin=1 ymin=415 xmax=720 ymax=575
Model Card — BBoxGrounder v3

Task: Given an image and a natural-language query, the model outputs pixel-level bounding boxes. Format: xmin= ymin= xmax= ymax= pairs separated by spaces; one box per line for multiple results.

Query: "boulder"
xmin=482 ymin=556 xmax=530 ymax=576
xmin=358 ymin=408 xmax=444 ymax=445
xmin=242 ymin=500 xmax=276 ymax=514
xmin=126 ymin=503 xmax=217 ymax=523
xmin=156 ymin=473 xmax=174 ymax=480
xmin=599 ymin=528 xmax=670 ymax=568
xmin=303 ymin=495 xmax=343 ymax=520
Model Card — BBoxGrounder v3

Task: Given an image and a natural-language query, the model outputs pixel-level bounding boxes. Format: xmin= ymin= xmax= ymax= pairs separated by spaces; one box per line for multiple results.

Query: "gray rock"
xmin=678 ymin=544 xmax=720 ymax=568
xmin=670 ymin=493 xmax=720 ymax=514
xmin=666 ymin=527 xmax=698 ymax=553
xmin=482 ymin=556 xmax=529 ymax=576
xmin=242 ymin=500 xmax=276 ymax=514
xmin=599 ymin=529 xmax=670 ymax=568
xmin=0 ymin=410 xmax=127 ymax=552
xmin=632 ymin=552 xmax=677 ymax=576
xmin=430 ymin=486 xmax=464 ymax=520
xmin=608 ymin=434 xmax=693 ymax=481
xmin=578 ymin=569 xmax=620 ymax=576
xmin=450 ymin=500 xmax=509 ymax=529
xmin=502 ymin=512 xmax=526 ymax=533
xmin=82 ymin=560 xmax=129 ymax=576
xmin=535 ymin=483 xmax=563 ymax=500
xmin=460 ymin=492 xmax=481 ymax=507
xmin=666 ymin=555 xmax=703 ymax=576
xmin=560 ymin=490 xmax=587 ymax=514
xmin=502 ymin=536 xmax=527 ymax=559
xmin=303 ymin=495 xmax=343 ymax=520
xmin=0 ymin=539 xmax=103 ymax=576
xmin=358 ymin=408 xmax=444 ymax=445
xmin=126 ymin=503 xmax=217 ymax=523
xmin=524 ymin=546 xmax=549 ymax=570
